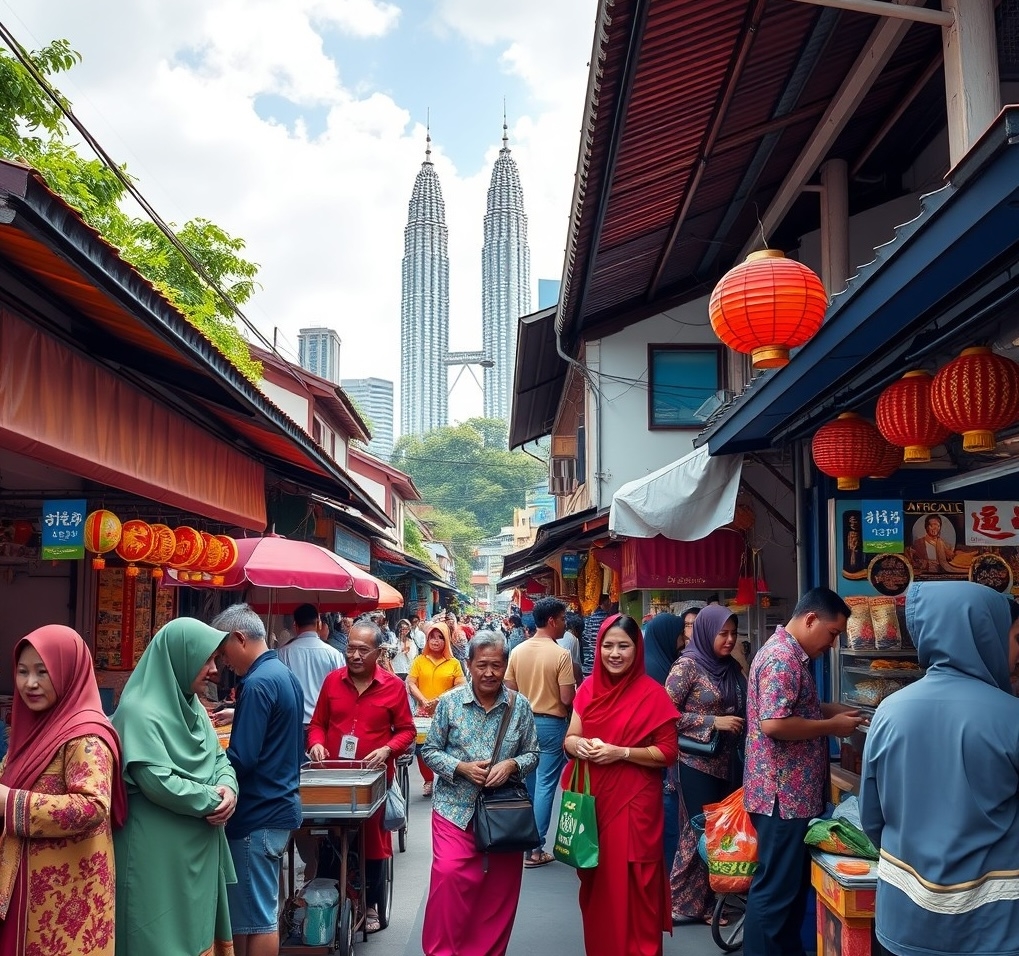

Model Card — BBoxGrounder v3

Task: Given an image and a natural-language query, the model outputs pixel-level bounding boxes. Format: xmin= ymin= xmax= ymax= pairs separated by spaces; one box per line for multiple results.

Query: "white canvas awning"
xmin=610 ymin=446 xmax=743 ymax=541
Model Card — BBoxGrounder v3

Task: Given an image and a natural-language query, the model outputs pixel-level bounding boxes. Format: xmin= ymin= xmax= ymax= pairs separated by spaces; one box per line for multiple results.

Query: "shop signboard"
xmin=333 ymin=525 xmax=371 ymax=568
xmin=964 ymin=500 xmax=1019 ymax=547
xmin=861 ymin=500 xmax=904 ymax=554
xmin=834 ymin=498 xmax=1019 ymax=599
xmin=41 ymin=498 xmax=86 ymax=560
xmin=561 ymin=551 xmax=580 ymax=580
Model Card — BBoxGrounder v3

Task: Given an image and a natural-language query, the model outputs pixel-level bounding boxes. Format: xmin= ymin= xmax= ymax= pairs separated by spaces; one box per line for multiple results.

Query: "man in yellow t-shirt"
xmin=505 ymin=597 xmax=576 ymax=868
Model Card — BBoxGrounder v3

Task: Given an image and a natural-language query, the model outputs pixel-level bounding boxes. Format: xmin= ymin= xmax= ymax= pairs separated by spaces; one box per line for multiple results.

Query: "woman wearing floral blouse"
xmin=420 ymin=631 xmax=539 ymax=956
xmin=665 ymin=605 xmax=746 ymax=924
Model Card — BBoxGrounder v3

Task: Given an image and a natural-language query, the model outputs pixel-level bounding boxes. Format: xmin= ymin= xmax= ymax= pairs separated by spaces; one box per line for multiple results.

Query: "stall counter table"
xmin=811 ymin=851 xmax=883 ymax=956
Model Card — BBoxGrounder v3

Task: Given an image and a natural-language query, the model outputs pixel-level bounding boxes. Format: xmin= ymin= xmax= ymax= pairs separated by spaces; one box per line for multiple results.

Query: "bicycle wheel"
xmin=711 ymin=893 xmax=746 ymax=952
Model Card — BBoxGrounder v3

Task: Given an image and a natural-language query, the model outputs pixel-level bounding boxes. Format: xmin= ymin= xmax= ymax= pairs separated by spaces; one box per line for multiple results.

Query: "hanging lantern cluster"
xmin=709 ymin=250 xmax=828 ymax=369
xmin=813 ymin=347 xmax=1019 ymax=489
xmin=83 ymin=511 xmax=237 ymax=580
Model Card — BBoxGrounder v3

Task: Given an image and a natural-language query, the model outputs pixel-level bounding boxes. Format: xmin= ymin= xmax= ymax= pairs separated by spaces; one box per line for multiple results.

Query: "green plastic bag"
xmin=554 ymin=761 xmax=599 ymax=869
xmin=803 ymin=817 xmax=879 ymax=860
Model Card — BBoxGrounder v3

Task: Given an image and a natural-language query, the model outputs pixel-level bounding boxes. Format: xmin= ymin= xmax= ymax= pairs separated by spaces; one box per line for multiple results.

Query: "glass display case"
xmin=836 ymin=646 xmax=922 ymax=711
xmin=831 ymin=597 xmax=923 ymax=780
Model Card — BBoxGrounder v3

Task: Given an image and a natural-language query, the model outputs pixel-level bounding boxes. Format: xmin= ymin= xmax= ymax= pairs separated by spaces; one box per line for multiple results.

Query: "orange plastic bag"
xmin=703 ymin=787 xmax=758 ymax=894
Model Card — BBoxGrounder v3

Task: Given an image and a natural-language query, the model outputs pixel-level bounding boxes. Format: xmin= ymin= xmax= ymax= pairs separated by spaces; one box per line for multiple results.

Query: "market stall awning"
xmin=621 ymin=530 xmax=744 ymax=591
xmin=0 ymin=160 xmax=389 ymax=526
xmin=701 ymin=108 xmax=1019 ymax=457
xmin=496 ymin=561 xmax=556 ymax=593
xmin=0 ymin=308 xmax=266 ymax=529
xmin=499 ymin=508 xmax=608 ymax=581
xmin=610 ymin=446 xmax=742 ymax=541
xmin=508 ymin=306 xmax=568 ymax=449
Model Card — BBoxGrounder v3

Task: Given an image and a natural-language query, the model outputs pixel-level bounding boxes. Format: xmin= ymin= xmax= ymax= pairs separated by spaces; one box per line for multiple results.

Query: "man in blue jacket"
xmin=860 ymin=581 xmax=1019 ymax=956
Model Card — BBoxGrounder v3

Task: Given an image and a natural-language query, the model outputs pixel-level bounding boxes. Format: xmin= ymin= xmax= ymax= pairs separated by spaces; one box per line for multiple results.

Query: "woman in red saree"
xmin=563 ymin=614 xmax=679 ymax=956
xmin=0 ymin=625 xmax=127 ymax=956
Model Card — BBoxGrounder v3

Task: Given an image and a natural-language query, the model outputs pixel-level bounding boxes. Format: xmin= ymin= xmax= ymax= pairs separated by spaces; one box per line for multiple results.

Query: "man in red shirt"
xmin=308 ymin=621 xmax=415 ymax=934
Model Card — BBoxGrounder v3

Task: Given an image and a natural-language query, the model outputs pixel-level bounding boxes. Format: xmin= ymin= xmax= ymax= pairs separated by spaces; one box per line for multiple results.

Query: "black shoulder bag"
xmin=473 ymin=690 xmax=540 ymax=853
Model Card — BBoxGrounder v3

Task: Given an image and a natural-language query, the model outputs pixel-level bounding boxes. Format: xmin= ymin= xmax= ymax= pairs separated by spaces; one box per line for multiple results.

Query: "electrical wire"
xmin=0 ymin=20 xmax=309 ymax=391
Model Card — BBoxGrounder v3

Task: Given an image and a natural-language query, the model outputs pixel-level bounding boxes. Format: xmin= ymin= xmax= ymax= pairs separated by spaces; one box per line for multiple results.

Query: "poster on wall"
xmin=833 ymin=499 xmax=1019 ymax=599
xmin=94 ymin=568 xmax=175 ymax=669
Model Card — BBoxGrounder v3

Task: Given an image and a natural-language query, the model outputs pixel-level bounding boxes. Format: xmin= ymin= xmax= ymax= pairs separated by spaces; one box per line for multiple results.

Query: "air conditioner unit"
xmin=549 ymin=456 xmax=579 ymax=497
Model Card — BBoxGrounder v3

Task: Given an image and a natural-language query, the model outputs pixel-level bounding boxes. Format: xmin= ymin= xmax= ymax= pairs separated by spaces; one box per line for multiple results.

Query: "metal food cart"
xmin=280 ymin=761 xmax=391 ymax=956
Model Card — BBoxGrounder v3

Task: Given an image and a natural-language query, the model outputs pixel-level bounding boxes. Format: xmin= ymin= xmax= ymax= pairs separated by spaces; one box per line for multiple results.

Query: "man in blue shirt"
xmin=213 ymin=603 xmax=304 ymax=956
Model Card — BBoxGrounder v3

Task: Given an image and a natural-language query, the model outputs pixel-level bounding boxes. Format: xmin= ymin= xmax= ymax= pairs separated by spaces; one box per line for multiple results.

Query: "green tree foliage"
xmin=0 ymin=40 xmax=261 ymax=381
xmin=392 ymin=419 xmax=546 ymax=537
xmin=416 ymin=507 xmax=484 ymax=595
xmin=402 ymin=516 xmax=434 ymax=567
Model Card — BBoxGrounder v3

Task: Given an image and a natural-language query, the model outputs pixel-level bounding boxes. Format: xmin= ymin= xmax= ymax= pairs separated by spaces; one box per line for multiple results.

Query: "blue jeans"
xmin=227 ymin=827 xmax=291 ymax=935
xmin=525 ymin=714 xmax=567 ymax=852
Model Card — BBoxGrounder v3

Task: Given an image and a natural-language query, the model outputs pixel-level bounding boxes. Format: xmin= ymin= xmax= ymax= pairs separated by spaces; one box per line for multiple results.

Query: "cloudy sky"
xmin=1 ymin=0 xmax=597 ymax=426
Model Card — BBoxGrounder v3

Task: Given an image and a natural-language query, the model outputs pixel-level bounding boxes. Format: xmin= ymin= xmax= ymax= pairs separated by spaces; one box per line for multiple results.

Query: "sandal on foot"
xmin=365 ymin=909 xmax=381 ymax=934
xmin=524 ymin=851 xmax=555 ymax=868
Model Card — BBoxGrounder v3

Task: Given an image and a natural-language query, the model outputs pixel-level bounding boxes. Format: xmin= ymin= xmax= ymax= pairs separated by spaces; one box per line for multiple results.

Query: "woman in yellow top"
xmin=407 ymin=622 xmax=465 ymax=796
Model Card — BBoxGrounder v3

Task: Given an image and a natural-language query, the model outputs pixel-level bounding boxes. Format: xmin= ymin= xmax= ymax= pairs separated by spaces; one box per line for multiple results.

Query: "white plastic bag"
xmin=301 ymin=879 xmax=340 ymax=946
xmin=383 ymin=782 xmax=406 ymax=832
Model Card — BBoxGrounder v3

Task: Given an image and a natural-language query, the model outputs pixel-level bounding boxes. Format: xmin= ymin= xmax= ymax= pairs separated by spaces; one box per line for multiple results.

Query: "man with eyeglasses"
xmin=742 ymin=588 xmax=866 ymax=956
xmin=308 ymin=621 xmax=415 ymax=935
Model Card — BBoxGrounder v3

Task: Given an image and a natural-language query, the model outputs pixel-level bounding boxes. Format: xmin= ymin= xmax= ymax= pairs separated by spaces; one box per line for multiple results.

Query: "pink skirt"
xmin=421 ymin=812 xmax=524 ymax=956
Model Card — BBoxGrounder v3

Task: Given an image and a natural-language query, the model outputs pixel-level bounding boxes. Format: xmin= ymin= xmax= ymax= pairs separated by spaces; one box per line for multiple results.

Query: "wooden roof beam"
xmin=739 ymin=0 xmax=928 ymax=260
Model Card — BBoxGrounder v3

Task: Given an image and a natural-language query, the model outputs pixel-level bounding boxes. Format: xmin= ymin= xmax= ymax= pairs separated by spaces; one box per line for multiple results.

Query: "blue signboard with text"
xmin=862 ymin=500 xmax=904 ymax=554
xmin=41 ymin=499 xmax=86 ymax=560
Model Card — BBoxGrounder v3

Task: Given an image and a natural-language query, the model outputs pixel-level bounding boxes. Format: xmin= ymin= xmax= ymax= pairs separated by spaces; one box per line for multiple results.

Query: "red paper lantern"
xmin=209 ymin=535 xmax=239 ymax=574
xmin=811 ymin=413 xmax=885 ymax=491
xmin=870 ymin=435 xmax=904 ymax=479
xmin=115 ymin=520 xmax=155 ymax=564
xmin=145 ymin=523 xmax=176 ymax=581
xmin=875 ymin=370 xmax=951 ymax=462
xmin=709 ymin=249 xmax=828 ymax=369
xmin=930 ymin=347 xmax=1019 ymax=452
xmin=169 ymin=526 xmax=206 ymax=570
xmin=197 ymin=532 xmax=225 ymax=574
xmin=84 ymin=510 xmax=122 ymax=570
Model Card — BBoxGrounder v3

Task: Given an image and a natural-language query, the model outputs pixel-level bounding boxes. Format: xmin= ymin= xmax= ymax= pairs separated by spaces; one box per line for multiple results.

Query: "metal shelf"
xmin=842 ymin=665 xmax=922 ymax=680
xmin=839 ymin=648 xmax=917 ymax=657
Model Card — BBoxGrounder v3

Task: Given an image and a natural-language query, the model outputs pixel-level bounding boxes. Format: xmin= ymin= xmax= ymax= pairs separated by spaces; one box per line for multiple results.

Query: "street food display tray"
xmin=414 ymin=716 xmax=432 ymax=745
xmin=299 ymin=761 xmax=386 ymax=819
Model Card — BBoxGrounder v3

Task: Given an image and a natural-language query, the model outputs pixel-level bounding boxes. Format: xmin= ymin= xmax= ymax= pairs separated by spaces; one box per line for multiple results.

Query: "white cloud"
xmin=0 ymin=0 xmax=596 ymax=430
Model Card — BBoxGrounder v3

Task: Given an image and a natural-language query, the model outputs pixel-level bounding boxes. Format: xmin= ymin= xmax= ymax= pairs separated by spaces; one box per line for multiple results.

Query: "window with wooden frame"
xmin=647 ymin=345 xmax=724 ymax=428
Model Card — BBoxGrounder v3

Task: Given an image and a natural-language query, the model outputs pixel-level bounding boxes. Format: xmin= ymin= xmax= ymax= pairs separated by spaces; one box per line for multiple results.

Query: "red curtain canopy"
xmin=620 ymin=530 xmax=744 ymax=591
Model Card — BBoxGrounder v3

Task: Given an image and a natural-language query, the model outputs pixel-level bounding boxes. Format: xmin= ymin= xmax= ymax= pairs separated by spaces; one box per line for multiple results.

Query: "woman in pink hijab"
xmin=0 ymin=625 xmax=127 ymax=956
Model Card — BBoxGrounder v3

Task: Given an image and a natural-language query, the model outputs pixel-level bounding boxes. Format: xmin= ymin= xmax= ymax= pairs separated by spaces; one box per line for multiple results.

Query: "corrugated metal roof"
xmin=0 ymin=160 xmax=390 ymax=526
xmin=555 ymin=0 xmax=949 ymax=349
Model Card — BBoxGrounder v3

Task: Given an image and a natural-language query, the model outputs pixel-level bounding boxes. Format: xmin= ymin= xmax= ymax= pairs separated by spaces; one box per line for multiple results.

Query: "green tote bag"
xmin=554 ymin=760 xmax=599 ymax=869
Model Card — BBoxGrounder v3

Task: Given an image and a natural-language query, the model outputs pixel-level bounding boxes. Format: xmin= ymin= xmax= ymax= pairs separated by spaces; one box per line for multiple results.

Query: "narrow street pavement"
xmin=360 ymin=763 xmax=726 ymax=956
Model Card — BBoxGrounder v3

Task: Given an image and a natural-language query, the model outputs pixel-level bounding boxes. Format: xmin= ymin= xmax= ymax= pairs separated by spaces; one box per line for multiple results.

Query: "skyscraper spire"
xmin=400 ymin=122 xmax=449 ymax=439
xmin=482 ymin=114 xmax=531 ymax=425
xmin=425 ymin=108 xmax=432 ymax=163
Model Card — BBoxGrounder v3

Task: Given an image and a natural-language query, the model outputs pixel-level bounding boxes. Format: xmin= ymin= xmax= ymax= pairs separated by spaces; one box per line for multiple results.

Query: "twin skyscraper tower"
xmin=399 ymin=121 xmax=531 ymax=440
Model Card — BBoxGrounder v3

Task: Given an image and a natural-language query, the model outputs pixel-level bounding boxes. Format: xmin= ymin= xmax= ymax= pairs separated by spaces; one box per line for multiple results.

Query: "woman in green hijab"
xmin=112 ymin=618 xmax=239 ymax=956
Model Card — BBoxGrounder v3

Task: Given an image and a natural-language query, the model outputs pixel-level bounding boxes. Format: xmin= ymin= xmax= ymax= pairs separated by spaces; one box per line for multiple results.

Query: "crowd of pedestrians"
xmin=4 ymin=581 xmax=1018 ymax=956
